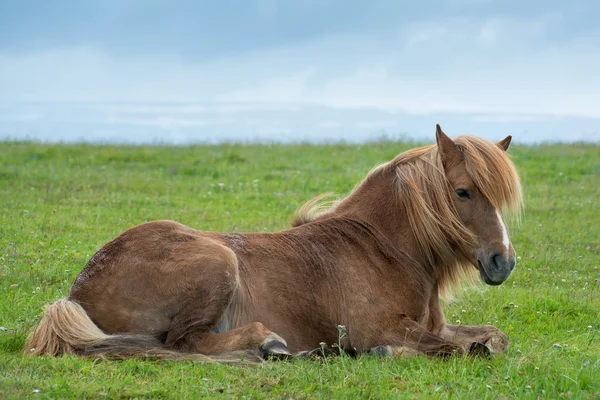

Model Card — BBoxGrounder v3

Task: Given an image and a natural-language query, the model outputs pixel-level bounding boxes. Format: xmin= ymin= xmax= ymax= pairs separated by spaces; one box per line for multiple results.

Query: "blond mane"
xmin=292 ymin=135 xmax=523 ymax=297
xmin=291 ymin=193 xmax=340 ymax=227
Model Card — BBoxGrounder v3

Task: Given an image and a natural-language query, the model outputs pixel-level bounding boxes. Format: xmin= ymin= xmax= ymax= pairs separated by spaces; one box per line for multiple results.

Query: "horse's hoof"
xmin=468 ymin=342 xmax=492 ymax=358
xmin=369 ymin=345 xmax=393 ymax=358
xmin=484 ymin=332 xmax=509 ymax=353
xmin=260 ymin=339 xmax=292 ymax=360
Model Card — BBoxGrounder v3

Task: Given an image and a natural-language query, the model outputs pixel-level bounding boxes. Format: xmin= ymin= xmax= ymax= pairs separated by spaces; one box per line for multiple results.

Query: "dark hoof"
xmin=260 ymin=340 xmax=292 ymax=360
xmin=369 ymin=345 xmax=393 ymax=358
xmin=468 ymin=342 xmax=492 ymax=358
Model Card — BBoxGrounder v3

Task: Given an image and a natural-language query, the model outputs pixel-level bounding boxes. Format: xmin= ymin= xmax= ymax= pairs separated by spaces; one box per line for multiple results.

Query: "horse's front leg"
xmin=366 ymin=314 xmax=466 ymax=359
xmin=424 ymin=285 xmax=508 ymax=355
xmin=438 ymin=324 xmax=508 ymax=354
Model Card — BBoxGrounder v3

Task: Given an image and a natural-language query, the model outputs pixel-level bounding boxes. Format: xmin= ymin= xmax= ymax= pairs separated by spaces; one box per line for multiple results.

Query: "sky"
xmin=1 ymin=0 xmax=600 ymax=143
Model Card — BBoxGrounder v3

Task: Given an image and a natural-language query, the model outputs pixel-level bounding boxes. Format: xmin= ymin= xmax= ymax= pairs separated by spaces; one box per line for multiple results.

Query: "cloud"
xmin=219 ymin=14 xmax=600 ymax=117
xmin=1 ymin=11 xmax=599 ymax=119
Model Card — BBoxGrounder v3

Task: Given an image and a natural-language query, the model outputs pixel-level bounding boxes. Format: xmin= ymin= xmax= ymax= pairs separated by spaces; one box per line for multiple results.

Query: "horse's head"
xmin=435 ymin=125 xmax=518 ymax=286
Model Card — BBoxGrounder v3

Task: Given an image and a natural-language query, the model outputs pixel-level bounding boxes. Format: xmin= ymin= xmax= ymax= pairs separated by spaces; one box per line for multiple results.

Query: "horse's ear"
xmin=435 ymin=124 xmax=462 ymax=170
xmin=496 ymin=135 xmax=512 ymax=151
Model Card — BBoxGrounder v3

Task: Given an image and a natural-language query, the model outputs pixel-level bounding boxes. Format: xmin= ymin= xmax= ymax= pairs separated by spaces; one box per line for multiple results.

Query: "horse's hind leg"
xmin=183 ymin=322 xmax=292 ymax=359
xmin=167 ymin=298 xmax=291 ymax=359
xmin=163 ymin=241 xmax=290 ymax=360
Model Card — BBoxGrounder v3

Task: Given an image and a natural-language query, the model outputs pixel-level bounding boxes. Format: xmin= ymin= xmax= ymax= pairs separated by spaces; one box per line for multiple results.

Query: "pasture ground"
xmin=1 ymin=140 xmax=599 ymax=399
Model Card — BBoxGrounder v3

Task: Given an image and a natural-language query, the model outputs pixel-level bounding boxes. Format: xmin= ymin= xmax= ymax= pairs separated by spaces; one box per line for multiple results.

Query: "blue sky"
xmin=1 ymin=0 xmax=599 ymax=118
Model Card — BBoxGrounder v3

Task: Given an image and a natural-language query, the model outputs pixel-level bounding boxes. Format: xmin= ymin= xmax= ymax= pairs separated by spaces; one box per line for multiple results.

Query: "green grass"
xmin=1 ymin=140 xmax=599 ymax=399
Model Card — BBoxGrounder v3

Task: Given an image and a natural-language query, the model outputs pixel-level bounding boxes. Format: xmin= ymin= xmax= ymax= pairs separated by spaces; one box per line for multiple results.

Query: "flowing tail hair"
xmin=25 ymin=298 xmax=260 ymax=364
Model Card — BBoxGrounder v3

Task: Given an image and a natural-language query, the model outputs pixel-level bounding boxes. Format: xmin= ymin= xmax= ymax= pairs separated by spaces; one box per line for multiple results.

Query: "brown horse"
xmin=26 ymin=125 xmax=522 ymax=362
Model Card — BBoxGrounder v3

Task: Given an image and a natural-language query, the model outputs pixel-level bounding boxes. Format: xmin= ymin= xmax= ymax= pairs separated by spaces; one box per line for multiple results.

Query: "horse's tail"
xmin=25 ymin=298 xmax=259 ymax=364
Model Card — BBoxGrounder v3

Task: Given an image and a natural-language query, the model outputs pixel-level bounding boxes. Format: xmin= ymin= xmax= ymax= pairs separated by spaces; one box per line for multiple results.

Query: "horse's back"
xmin=69 ymin=220 xmax=239 ymax=336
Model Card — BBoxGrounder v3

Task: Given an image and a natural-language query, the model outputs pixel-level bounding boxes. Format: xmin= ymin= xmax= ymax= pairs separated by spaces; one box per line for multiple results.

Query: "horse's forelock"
xmin=455 ymin=135 xmax=523 ymax=219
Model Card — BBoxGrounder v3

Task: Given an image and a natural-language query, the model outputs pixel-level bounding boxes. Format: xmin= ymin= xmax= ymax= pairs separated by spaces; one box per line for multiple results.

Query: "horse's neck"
xmin=333 ymin=168 xmax=434 ymax=273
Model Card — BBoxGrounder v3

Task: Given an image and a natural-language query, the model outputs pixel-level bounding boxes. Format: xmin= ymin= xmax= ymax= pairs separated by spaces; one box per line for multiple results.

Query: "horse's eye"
xmin=456 ymin=189 xmax=471 ymax=200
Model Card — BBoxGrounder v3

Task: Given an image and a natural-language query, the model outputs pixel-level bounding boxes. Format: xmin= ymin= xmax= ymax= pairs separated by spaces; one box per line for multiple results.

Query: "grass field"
xmin=1 ymin=140 xmax=599 ymax=399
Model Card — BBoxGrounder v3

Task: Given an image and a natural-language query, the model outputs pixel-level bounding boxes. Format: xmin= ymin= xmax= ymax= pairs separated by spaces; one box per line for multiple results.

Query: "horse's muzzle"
xmin=478 ymin=253 xmax=516 ymax=286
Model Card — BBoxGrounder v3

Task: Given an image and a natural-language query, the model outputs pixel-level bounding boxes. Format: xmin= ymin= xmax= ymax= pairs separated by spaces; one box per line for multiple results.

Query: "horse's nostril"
xmin=491 ymin=253 xmax=516 ymax=271
xmin=491 ymin=253 xmax=503 ymax=269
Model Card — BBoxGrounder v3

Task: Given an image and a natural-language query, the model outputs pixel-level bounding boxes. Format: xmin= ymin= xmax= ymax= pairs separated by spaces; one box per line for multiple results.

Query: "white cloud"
xmin=1 ymin=14 xmax=599 ymax=119
xmin=217 ymin=15 xmax=600 ymax=117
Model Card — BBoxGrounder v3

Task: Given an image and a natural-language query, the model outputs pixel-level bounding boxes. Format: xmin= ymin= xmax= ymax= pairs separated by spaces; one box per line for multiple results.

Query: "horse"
xmin=25 ymin=125 xmax=522 ymax=363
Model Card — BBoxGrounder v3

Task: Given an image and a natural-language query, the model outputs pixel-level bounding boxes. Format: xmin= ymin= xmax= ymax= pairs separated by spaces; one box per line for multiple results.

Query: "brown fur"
xmin=26 ymin=125 xmax=523 ymax=362
xmin=294 ymin=131 xmax=522 ymax=297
